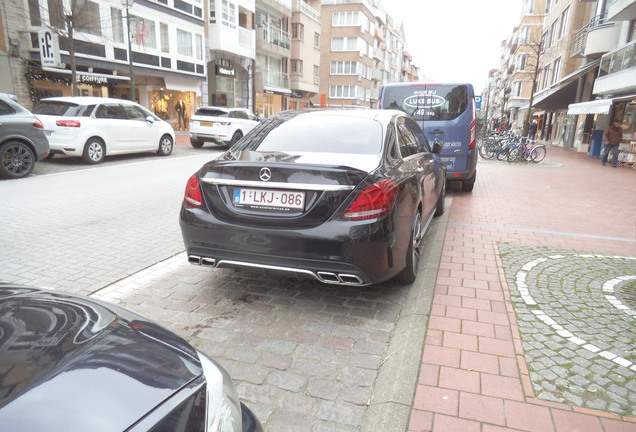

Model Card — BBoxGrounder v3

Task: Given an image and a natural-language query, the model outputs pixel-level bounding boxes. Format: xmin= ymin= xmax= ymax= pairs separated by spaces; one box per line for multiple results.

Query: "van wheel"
xmin=462 ymin=173 xmax=476 ymax=192
xmin=82 ymin=138 xmax=105 ymax=164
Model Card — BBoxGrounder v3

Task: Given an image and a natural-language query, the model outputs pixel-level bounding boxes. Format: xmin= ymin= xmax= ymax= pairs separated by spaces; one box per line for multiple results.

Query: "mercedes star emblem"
xmin=259 ymin=167 xmax=272 ymax=182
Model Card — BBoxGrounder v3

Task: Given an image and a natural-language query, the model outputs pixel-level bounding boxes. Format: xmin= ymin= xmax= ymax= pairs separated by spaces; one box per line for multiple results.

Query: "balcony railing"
xmin=598 ymin=39 xmax=636 ymax=77
xmin=263 ymin=70 xmax=290 ymax=89
xmin=261 ymin=25 xmax=291 ymax=50
xmin=293 ymin=0 xmax=320 ymax=21
xmin=572 ymin=13 xmax=614 ymax=57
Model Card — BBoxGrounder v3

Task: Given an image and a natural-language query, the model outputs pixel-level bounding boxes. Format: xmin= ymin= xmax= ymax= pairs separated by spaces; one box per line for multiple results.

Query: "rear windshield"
xmin=194 ymin=108 xmax=228 ymax=117
xmin=33 ymin=101 xmax=95 ymax=117
xmin=381 ymin=85 xmax=469 ymax=121
xmin=238 ymin=115 xmax=383 ymax=155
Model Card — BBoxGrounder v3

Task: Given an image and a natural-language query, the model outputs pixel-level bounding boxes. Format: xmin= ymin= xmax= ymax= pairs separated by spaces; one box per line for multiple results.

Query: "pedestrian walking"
xmin=602 ymin=120 xmax=623 ymax=167
xmin=528 ymin=120 xmax=538 ymax=140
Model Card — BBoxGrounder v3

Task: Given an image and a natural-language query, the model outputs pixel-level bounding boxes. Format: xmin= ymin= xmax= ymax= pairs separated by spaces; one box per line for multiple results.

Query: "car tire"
xmin=158 ymin=135 xmax=174 ymax=156
xmin=434 ymin=180 xmax=446 ymax=217
xmin=229 ymin=131 xmax=243 ymax=146
xmin=462 ymin=172 xmax=476 ymax=192
xmin=190 ymin=139 xmax=204 ymax=148
xmin=396 ymin=212 xmax=422 ymax=285
xmin=82 ymin=138 xmax=105 ymax=164
xmin=0 ymin=141 xmax=35 ymax=179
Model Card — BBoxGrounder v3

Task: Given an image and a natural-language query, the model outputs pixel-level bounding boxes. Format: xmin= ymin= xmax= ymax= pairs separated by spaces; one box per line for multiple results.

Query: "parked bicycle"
xmin=507 ymin=137 xmax=547 ymax=163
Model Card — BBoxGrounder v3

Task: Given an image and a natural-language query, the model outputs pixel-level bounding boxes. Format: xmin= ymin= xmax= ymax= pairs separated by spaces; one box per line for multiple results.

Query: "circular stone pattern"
xmin=498 ymin=243 xmax=636 ymax=417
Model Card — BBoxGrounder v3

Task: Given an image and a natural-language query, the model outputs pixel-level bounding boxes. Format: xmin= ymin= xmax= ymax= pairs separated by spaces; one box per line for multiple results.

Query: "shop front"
xmin=567 ymin=95 xmax=636 ymax=163
xmin=27 ymin=65 xmax=129 ymax=100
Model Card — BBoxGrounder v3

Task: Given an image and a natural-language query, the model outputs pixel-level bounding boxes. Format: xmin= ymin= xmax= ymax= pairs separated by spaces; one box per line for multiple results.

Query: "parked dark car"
xmin=0 ymin=93 xmax=49 ymax=179
xmin=0 ymin=285 xmax=263 ymax=432
xmin=180 ymin=108 xmax=446 ymax=286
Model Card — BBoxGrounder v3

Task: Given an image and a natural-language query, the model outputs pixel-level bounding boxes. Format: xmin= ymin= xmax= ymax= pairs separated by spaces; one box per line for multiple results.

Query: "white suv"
xmin=33 ymin=97 xmax=175 ymax=164
xmin=189 ymin=106 xmax=259 ymax=148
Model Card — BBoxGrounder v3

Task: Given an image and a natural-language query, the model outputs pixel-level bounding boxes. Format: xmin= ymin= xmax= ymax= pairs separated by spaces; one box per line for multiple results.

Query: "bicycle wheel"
xmin=496 ymin=143 xmax=510 ymax=161
xmin=530 ymin=146 xmax=546 ymax=163
xmin=507 ymin=146 xmax=520 ymax=162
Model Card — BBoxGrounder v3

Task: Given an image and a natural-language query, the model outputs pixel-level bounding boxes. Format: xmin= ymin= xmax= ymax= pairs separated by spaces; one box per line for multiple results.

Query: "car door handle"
xmin=429 ymin=129 xmax=443 ymax=135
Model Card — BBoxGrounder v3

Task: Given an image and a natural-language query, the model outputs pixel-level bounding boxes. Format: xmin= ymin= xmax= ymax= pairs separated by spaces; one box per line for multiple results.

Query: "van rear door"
xmin=378 ymin=83 xmax=476 ymax=181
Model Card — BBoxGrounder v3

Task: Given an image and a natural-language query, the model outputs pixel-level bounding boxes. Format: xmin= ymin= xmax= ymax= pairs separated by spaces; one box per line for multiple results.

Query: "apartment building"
xmin=318 ymin=0 xmax=417 ymax=108
xmin=206 ymin=0 xmax=256 ymax=110
xmin=566 ymin=0 xmax=636 ymax=159
xmin=528 ymin=0 xmax=595 ymax=147
xmin=500 ymin=0 xmax=548 ymax=130
xmin=289 ymin=0 xmax=321 ymax=109
xmin=1 ymin=0 xmax=205 ymax=129
xmin=254 ymin=0 xmax=292 ymax=117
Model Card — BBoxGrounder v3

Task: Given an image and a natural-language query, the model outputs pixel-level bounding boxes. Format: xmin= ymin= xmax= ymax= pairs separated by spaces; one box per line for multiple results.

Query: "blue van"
xmin=378 ymin=83 xmax=477 ymax=192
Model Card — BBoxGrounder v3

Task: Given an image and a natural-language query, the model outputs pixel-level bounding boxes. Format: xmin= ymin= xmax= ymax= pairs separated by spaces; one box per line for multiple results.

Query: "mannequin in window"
xmin=175 ymin=99 xmax=187 ymax=131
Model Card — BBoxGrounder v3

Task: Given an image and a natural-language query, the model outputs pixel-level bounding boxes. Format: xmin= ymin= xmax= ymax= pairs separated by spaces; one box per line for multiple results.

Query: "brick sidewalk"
xmin=408 ymin=147 xmax=636 ymax=432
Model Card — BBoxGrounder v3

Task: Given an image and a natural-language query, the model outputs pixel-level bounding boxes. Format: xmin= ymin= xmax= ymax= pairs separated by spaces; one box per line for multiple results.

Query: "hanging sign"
xmin=39 ymin=30 xmax=62 ymax=68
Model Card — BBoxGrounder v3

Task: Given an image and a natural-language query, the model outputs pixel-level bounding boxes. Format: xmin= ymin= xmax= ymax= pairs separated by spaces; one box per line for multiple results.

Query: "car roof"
xmin=39 ymin=96 xmax=137 ymax=106
xmin=0 ymin=285 xmax=202 ymax=432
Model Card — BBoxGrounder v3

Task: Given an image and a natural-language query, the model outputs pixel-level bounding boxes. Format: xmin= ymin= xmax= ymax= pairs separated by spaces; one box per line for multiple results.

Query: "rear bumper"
xmin=445 ymin=149 xmax=477 ymax=181
xmin=179 ymin=206 xmax=410 ymax=286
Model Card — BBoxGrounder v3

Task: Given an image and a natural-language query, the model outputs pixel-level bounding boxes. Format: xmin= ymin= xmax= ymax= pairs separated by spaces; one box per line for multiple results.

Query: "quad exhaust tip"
xmin=187 ymin=255 xmax=366 ymax=286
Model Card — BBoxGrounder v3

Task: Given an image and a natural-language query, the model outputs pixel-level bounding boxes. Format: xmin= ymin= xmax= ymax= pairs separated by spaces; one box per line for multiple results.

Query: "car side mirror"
xmin=432 ymin=139 xmax=443 ymax=154
xmin=145 ymin=116 xmax=155 ymax=123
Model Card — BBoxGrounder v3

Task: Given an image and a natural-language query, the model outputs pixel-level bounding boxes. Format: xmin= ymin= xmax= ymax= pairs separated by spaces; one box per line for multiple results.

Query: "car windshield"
xmin=381 ymin=85 xmax=469 ymax=121
xmin=244 ymin=115 xmax=383 ymax=155
xmin=34 ymin=101 xmax=95 ymax=117
xmin=194 ymin=108 xmax=228 ymax=117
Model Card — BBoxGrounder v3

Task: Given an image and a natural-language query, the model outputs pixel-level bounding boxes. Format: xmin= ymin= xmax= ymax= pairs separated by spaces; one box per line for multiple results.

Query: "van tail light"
xmin=469 ymin=98 xmax=476 ymax=150
xmin=56 ymin=119 xmax=81 ymax=127
xmin=32 ymin=120 xmax=44 ymax=129
xmin=342 ymin=180 xmax=398 ymax=221
xmin=184 ymin=174 xmax=202 ymax=208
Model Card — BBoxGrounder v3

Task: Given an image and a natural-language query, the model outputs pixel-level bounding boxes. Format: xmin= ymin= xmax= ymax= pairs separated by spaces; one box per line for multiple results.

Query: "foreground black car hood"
xmin=0 ymin=286 xmax=202 ymax=432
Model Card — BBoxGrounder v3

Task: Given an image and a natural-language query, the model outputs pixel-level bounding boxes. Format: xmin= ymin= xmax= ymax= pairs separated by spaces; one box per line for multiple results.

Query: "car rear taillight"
xmin=56 ymin=119 xmax=81 ymax=127
xmin=32 ymin=120 xmax=44 ymax=128
xmin=342 ymin=180 xmax=398 ymax=221
xmin=184 ymin=174 xmax=202 ymax=208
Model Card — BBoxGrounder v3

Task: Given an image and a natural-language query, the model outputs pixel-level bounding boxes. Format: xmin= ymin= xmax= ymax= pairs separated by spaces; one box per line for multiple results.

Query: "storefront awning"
xmin=567 ymin=99 xmax=613 ymax=115
xmin=163 ymin=76 xmax=202 ymax=95
xmin=532 ymin=60 xmax=600 ymax=110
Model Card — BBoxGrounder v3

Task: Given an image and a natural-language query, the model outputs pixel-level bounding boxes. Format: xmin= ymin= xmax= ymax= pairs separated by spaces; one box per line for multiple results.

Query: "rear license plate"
xmin=233 ymin=188 xmax=305 ymax=210
xmin=201 ymin=122 xmax=213 ymax=126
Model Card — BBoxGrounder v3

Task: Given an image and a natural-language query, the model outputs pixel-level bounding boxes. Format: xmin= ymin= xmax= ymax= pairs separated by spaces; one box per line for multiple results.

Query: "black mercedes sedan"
xmin=0 ymin=285 xmax=262 ymax=432
xmin=180 ymin=108 xmax=446 ymax=286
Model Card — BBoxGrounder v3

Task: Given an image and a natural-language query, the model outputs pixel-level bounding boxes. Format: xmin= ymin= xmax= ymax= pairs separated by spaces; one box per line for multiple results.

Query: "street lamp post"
xmin=121 ymin=0 xmax=135 ymax=101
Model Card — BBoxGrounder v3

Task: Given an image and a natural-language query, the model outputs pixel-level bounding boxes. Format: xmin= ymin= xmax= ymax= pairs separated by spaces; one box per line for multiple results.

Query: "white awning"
xmin=567 ymin=99 xmax=612 ymax=115
xmin=163 ymin=76 xmax=202 ymax=95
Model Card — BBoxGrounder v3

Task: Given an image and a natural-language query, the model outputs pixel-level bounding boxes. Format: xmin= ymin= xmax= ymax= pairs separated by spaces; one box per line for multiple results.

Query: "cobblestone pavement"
xmin=92 ymin=211 xmax=447 ymax=432
xmin=499 ymin=243 xmax=636 ymax=417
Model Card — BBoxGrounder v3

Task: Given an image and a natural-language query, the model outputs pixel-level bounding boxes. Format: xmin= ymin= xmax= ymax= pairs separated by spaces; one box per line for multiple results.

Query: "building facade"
xmin=2 ymin=0 xmax=206 ymax=130
xmin=206 ymin=0 xmax=256 ymax=111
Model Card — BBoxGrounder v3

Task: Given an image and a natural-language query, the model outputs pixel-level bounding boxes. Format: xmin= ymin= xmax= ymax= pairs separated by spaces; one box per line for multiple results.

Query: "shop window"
xmin=160 ymin=23 xmax=169 ymax=53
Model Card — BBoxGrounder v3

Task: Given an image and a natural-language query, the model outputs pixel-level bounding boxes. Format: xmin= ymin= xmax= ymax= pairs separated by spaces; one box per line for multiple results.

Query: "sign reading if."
xmin=39 ymin=30 xmax=62 ymax=68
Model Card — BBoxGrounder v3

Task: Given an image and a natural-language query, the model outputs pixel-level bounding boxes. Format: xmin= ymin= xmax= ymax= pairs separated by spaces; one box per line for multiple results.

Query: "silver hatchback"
xmin=0 ymin=93 xmax=49 ymax=179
